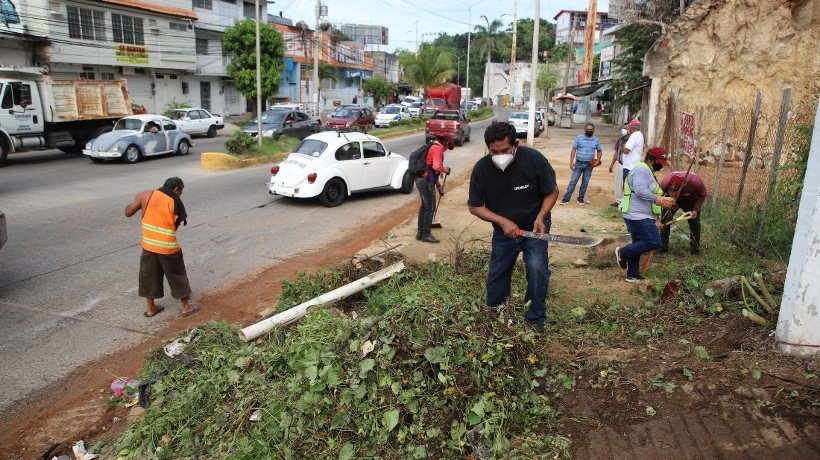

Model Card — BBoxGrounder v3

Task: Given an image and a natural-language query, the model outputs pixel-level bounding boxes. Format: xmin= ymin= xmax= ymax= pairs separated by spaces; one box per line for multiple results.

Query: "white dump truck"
xmin=0 ymin=66 xmax=133 ymax=166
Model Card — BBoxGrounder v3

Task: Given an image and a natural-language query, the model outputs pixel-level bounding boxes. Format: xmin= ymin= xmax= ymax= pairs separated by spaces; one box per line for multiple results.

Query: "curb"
xmin=200 ymin=152 xmax=279 ymax=171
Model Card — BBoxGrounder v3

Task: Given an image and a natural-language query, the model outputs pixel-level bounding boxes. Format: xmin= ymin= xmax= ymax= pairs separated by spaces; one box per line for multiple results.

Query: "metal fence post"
xmin=710 ymin=105 xmax=734 ymax=212
xmin=735 ymin=90 xmax=764 ymax=208
xmin=759 ymin=88 xmax=793 ymax=225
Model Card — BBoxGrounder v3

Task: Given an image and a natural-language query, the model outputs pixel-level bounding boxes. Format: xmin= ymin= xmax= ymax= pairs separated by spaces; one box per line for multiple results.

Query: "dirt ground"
xmin=3 ymin=121 xmax=817 ymax=459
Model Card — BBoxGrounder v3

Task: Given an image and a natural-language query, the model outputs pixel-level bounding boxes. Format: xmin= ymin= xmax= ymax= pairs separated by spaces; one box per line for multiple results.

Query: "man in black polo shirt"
xmin=468 ymin=122 xmax=559 ymax=332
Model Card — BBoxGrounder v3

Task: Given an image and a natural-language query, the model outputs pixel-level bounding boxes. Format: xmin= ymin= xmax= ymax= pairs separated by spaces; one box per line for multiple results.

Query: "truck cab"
xmin=0 ymin=79 xmax=45 ymax=143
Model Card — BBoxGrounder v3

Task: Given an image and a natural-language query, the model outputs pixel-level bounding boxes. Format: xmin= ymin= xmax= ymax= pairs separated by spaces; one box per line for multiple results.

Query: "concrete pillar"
xmin=776 ymin=101 xmax=820 ymax=357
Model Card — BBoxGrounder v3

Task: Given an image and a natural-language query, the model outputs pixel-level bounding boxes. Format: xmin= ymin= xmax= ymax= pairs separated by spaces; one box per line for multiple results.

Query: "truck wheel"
xmin=318 ymin=178 xmax=346 ymax=207
xmin=176 ymin=140 xmax=191 ymax=156
xmin=122 ymin=144 xmax=141 ymax=164
xmin=400 ymin=170 xmax=414 ymax=194
xmin=207 ymin=125 xmax=217 ymax=138
xmin=0 ymin=141 xmax=8 ymax=167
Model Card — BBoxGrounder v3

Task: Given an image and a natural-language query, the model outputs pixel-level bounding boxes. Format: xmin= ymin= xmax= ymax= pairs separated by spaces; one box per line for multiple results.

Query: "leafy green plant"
xmin=224 ymin=129 xmax=256 ymax=156
xmin=161 ymin=99 xmax=192 ymax=118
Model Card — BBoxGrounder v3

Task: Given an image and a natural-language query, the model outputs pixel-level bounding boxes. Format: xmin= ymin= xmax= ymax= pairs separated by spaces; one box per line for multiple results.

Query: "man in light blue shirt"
xmin=560 ymin=123 xmax=603 ymax=205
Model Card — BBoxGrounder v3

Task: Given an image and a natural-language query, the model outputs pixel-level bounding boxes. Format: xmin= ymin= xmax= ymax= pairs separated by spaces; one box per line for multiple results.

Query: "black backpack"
xmin=407 ymin=142 xmax=433 ymax=177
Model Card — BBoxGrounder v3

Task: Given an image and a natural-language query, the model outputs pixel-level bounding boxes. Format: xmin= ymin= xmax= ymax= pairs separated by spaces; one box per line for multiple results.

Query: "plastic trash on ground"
xmin=110 ymin=377 xmax=138 ymax=398
xmin=72 ymin=440 xmax=98 ymax=460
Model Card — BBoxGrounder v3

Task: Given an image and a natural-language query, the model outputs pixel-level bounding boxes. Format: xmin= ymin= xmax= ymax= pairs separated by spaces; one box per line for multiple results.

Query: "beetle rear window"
xmin=294 ymin=139 xmax=328 ymax=158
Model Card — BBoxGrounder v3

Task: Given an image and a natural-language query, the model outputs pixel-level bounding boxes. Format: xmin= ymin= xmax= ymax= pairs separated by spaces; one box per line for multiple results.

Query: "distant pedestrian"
xmin=124 ymin=177 xmax=198 ymax=317
xmin=619 ymin=119 xmax=644 ymax=183
xmin=352 ymin=95 xmax=358 ymax=104
xmin=596 ymin=101 xmax=602 ymax=116
xmin=559 ymin=123 xmax=602 ymax=205
xmin=416 ymin=135 xmax=452 ymax=243
xmin=609 ymin=123 xmax=630 ymax=206
xmin=468 ymin=122 xmax=559 ymax=332
xmin=659 ymin=171 xmax=708 ymax=255
xmin=615 ymin=148 xmax=676 ymax=282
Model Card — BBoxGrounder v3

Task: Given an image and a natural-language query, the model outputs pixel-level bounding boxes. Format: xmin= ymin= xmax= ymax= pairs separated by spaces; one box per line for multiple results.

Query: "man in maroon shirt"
xmin=659 ymin=171 xmax=708 ymax=254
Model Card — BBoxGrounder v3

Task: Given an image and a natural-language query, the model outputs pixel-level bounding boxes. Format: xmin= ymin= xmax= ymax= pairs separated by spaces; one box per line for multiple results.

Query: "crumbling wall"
xmin=647 ymin=0 xmax=819 ymax=164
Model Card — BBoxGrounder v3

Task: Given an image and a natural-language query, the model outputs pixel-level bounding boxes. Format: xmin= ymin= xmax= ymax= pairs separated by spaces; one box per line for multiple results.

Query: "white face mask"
xmin=492 ymin=153 xmax=514 ymax=171
xmin=621 ymin=128 xmax=629 ymax=137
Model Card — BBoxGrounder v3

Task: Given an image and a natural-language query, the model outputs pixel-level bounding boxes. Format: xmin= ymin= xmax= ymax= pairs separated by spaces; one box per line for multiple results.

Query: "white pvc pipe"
xmin=239 ymin=261 xmax=405 ymax=342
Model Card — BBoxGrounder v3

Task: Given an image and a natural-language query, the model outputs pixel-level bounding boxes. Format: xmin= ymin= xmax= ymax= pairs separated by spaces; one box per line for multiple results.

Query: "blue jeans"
xmin=563 ymin=161 xmax=593 ymax=202
xmin=487 ymin=219 xmax=552 ymax=325
xmin=621 ymin=218 xmax=661 ymax=278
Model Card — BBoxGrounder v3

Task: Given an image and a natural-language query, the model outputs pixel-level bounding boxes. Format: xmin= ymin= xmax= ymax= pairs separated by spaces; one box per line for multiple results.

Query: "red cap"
xmin=647 ymin=147 xmax=669 ymax=166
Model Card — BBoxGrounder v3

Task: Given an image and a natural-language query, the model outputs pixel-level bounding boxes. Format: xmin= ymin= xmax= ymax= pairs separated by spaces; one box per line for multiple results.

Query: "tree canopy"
xmin=362 ymin=76 xmax=395 ymax=108
xmin=222 ymin=19 xmax=285 ymax=103
xmin=399 ymin=45 xmax=454 ymax=94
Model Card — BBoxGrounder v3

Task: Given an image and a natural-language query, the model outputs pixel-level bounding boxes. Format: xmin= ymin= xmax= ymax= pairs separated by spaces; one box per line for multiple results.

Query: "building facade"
xmin=334 ymin=23 xmax=387 ymax=47
xmin=553 ymin=9 xmax=620 ymax=46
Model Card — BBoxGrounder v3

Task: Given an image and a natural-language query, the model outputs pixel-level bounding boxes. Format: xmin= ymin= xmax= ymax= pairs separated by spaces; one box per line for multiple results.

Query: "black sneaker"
xmin=614 ymin=246 xmax=627 ymax=269
xmin=525 ymin=321 xmax=545 ymax=333
xmin=420 ymin=234 xmax=440 ymax=244
xmin=625 ymin=274 xmax=646 ymax=283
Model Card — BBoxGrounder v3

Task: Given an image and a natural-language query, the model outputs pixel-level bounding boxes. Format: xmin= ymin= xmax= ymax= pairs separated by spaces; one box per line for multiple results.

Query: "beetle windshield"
xmin=294 ymin=139 xmax=328 ymax=158
xmin=114 ymin=119 xmax=143 ymax=130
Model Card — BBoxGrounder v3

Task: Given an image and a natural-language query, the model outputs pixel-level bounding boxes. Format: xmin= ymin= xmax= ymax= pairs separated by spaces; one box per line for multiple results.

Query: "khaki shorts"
xmin=138 ymin=249 xmax=192 ymax=300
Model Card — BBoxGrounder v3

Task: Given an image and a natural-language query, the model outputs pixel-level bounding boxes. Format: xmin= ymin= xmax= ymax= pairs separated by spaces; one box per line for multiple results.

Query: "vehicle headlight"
xmin=112 ymin=144 xmax=120 ymax=152
xmin=85 ymin=142 xmax=92 ymax=150
xmin=345 ymin=122 xmax=353 ymax=127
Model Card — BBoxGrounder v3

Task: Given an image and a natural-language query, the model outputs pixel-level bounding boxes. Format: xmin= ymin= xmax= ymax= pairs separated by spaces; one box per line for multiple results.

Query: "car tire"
xmin=207 ymin=125 xmax=217 ymax=138
xmin=456 ymin=133 xmax=464 ymax=147
xmin=121 ymin=144 xmax=141 ymax=164
xmin=319 ymin=178 xmax=346 ymax=207
xmin=465 ymin=130 xmax=471 ymax=142
xmin=176 ymin=139 xmax=191 ymax=156
xmin=400 ymin=170 xmax=414 ymax=194
xmin=0 ymin=141 xmax=9 ymax=167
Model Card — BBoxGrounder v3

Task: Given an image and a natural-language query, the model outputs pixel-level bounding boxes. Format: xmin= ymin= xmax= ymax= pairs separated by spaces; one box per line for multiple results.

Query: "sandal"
xmin=144 ymin=306 xmax=165 ymax=318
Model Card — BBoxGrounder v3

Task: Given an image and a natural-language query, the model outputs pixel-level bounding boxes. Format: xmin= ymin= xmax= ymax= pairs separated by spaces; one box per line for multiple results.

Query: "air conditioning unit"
xmin=49 ymin=1 xmax=65 ymax=18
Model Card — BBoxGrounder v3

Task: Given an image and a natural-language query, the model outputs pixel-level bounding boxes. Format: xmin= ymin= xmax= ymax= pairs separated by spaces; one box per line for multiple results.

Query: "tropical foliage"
xmin=399 ymin=45 xmax=454 ymax=94
xmin=223 ymin=20 xmax=285 ymax=103
xmin=362 ymin=76 xmax=396 ymax=108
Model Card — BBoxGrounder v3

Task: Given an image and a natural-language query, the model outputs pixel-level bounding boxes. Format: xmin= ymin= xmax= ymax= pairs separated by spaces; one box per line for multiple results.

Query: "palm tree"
xmin=399 ymin=45 xmax=454 ymax=96
xmin=473 ymin=15 xmax=505 ymax=99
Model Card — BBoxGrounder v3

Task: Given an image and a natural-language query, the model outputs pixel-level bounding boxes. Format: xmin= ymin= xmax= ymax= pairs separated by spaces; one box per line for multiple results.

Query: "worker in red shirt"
xmin=416 ymin=134 xmax=453 ymax=243
xmin=659 ymin=171 xmax=708 ymax=255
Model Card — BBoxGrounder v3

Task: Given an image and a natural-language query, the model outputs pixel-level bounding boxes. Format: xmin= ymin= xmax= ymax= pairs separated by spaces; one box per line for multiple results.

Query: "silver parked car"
xmin=83 ymin=115 xmax=194 ymax=164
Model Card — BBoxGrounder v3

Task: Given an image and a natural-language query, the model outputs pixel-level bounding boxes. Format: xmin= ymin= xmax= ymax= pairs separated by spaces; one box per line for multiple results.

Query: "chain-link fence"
xmin=655 ymin=88 xmax=815 ymax=211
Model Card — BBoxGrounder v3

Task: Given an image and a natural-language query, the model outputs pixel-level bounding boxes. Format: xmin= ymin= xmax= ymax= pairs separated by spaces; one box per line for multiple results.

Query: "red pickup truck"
xmin=425 ymin=110 xmax=471 ymax=146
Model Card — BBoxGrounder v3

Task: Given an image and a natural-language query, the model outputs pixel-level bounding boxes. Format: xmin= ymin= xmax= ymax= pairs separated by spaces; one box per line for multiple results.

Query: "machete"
xmin=517 ymin=230 xmax=603 ymax=248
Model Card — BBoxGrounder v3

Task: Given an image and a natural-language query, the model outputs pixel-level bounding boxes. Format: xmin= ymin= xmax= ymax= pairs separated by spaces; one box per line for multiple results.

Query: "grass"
xmin=230 ymin=136 xmax=301 ymax=161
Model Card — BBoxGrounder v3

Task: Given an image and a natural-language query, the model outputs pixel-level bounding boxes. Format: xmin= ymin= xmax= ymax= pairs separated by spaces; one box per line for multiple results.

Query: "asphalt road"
xmin=0 ymin=111 xmax=506 ymax=414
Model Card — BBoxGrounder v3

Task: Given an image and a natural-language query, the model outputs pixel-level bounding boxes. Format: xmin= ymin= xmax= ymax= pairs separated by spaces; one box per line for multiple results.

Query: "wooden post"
xmin=759 ymin=88 xmax=793 ymax=224
xmin=695 ymin=106 xmax=704 ymax=159
xmin=735 ymin=90 xmax=763 ymax=208
xmin=710 ymin=105 xmax=734 ymax=212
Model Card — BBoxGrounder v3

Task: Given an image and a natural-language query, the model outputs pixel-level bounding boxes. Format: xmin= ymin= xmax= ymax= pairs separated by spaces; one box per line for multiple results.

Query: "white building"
xmin=553 ymin=9 xmax=620 ymax=45
xmin=483 ymin=62 xmax=535 ymax=105
xmin=1 ymin=0 xmax=51 ymax=66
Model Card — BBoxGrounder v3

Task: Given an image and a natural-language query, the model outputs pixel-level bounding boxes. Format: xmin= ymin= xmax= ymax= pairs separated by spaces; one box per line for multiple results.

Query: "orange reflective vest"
xmin=141 ymin=191 xmax=181 ymax=254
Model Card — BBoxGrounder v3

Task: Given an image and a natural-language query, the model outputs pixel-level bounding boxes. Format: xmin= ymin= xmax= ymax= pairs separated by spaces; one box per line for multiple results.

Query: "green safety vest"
xmin=620 ymin=162 xmax=662 ymax=215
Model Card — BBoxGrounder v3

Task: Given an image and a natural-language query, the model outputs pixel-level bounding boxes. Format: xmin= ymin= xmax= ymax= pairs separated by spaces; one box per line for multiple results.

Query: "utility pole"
xmin=581 ymin=0 xmax=597 ymax=83
xmin=526 ymin=0 xmax=540 ymax=145
xmin=312 ymin=0 xmax=326 ymax=117
xmin=255 ymin=0 xmax=262 ymax=145
xmin=509 ymin=0 xmax=517 ymax=106
xmin=415 ymin=20 xmax=419 ymax=51
xmin=466 ymin=5 xmax=471 ymax=96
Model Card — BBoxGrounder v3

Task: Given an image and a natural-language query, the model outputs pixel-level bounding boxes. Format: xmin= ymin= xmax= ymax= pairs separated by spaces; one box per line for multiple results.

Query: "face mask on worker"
xmin=620 ymin=128 xmax=629 ymax=137
xmin=585 ymin=129 xmax=594 ymax=137
xmin=492 ymin=154 xmax=514 ymax=171
xmin=651 ymin=159 xmax=663 ymax=172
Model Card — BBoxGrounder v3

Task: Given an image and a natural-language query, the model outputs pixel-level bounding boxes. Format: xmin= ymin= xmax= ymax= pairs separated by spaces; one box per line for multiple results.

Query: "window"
xmin=243 ymin=1 xmax=258 ymax=19
xmin=0 ymin=84 xmax=12 ymax=109
xmin=187 ymin=110 xmax=200 ymax=120
xmin=295 ymin=112 xmax=310 ymax=122
xmin=181 ymin=82 xmax=189 ymax=94
xmin=134 ymin=67 xmax=146 ymax=75
xmin=170 ymin=22 xmax=187 ymax=31
xmin=195 ymin=38 xmax=208 ymax=55
xmin=1 ymin=0 xmax=21 ymax=24
xmin=144 ymin=120 xmax=163 ymax=132
xmin=193 ymin=0 xmax=213 ymax=9
xmin=112 ymin=13 xmax=144 ymax=45
xmin=100 ymin=72 xmax=115 ymax=80
xmin=334 ymin=142 xmax=361 ymax=161
xmin=362 ymin=141 xmax=386 ymax=159
xmin=80 ymin=66 xmax=95 ymax=80
xmin=10 ymin=82 xmax=32 ymax=106
xmin=197 ymin=110 xmax=210 ymax=119
xmin=67 ymin=6 xmax=105 ymax=41
xmin=163 ymin=120 xmax=177 ymax=131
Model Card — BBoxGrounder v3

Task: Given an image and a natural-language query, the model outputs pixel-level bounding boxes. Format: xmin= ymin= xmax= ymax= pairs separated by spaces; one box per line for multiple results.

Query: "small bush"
xmin=224 ymin=129 xmax=256 ymax=156
xmin=161 ymin=99 xmax=192 ymax=118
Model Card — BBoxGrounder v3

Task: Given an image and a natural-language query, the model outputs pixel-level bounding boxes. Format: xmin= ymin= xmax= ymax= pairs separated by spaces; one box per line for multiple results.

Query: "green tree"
xmin=362 ymin=76 xmax=395 ymax=108
xmin=222 ymin=19 xmax=285 ymax=106
xmin=473 ymin=16 xmax=506 ymax=68
xmin=610 ymin=24 xmax=659 ymax=111
xmin=399 ymin=45 xmax=454 ymax=95
xmin=549 ymin=42 xmax=570 ymax=62
xmin=512 ymin=18 xmax=556 ymax=62
xmin=536 ymin=62 xmax=560 ymax=99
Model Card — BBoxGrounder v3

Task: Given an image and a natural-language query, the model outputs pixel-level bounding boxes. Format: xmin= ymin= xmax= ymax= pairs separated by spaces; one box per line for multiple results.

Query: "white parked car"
xmin=375 ymin=105 xmax=410 ymax=127
xmin=407 ymin=102 xmax=423 ymax=118
xmin=400 ymin=96 xmax=422 ymax=107
xmin=266 ymin=131 xmax=413 ymax=207
xmin=169 ymin=108 xmax=224 ymax=137
xmin=507 ymin=111 xmax=543 ymax=137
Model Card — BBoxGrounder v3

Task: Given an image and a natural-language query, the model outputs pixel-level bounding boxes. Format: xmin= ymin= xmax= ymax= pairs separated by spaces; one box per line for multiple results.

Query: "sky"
xmin=275 ymin=0 xmax=611 ymax=52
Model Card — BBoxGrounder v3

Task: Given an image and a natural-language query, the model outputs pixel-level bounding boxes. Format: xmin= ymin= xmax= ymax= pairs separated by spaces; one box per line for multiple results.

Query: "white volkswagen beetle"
xmin=267 ymin=131 xmax=414 ymax=207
